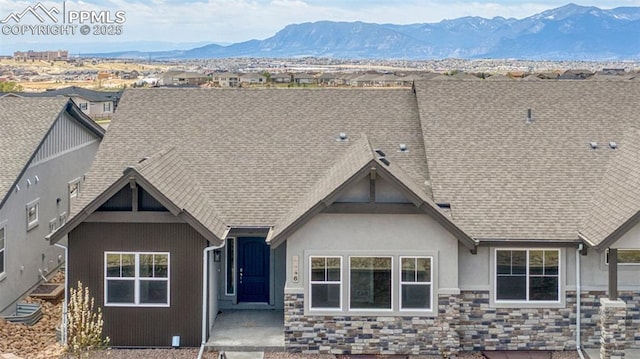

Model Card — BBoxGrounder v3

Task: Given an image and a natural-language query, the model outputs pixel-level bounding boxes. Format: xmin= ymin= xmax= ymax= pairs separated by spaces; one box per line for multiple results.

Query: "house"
xmin=0 ymin=97 xmax=104 ymax=316
xmin=211 ymin=72 xmax=240 ymax=88
xmin=293 ymin=73 xmax=315 ymax=85
xmin=271 ymin=73 xmax=292 ymax=84
xmin=162 ymin=71 xmax=210 ymax=87
xmin=239 ymin=73 xmax=267 ymax=85
xmin=0 ymin=86 xmax=123 ymax=120
xmin=50 ymin=82 xmax=640 ymax=357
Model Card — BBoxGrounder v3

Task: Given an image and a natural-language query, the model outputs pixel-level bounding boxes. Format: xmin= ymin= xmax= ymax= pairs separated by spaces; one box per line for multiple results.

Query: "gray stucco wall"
xmin=0 ymin=139 xmax=100 ymax=315
xmin=285 ymin=213 xmax=460 ymax=316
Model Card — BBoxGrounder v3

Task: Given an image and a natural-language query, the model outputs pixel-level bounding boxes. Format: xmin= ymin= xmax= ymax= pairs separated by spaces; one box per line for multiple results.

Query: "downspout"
xmin=197 ymin=238 xmax=227 ymax=359
xmin=576 ymin=243 xmax=585 ymax=359
xmin=54 ymin=242 xmax=68 ymax=346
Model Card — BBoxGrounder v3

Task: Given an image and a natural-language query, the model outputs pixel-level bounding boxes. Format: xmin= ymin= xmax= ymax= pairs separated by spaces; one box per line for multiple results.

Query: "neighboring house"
xmin=162 ymin=72 xmax=210 ymax=87
xmin=271 ymin=73 xmax=292 ymax=84
xmin=293 ymin=73 xmax=315 ymax=85
xmin=239 ymin=73 xmax=267 ymax=85
xmin=211 ymin=72 xmax=240 ymax=88
xmin=51 ymin=82 xmax=640 ymax=357
xmin=0 ymin=86 xmax=123 ymax=120
xmin=0 ymin=97 xmax=104 ymax=316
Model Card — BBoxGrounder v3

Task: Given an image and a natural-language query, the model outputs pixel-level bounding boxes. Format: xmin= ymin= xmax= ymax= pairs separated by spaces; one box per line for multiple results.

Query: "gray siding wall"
xmin=68 ymin=222 xmax=207 ymax=347
xmin=31 ymin=111 xmax=100 ymax=165
xmin=0 ymin=134 xmax=100 ymax=315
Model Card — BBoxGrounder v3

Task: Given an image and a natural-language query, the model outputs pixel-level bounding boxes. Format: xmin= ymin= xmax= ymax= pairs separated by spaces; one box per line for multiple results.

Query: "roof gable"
xmin=267 ymin=135 xmax=476 ymax=251
xmin=50 ymin=147 xmax=228 ymax=244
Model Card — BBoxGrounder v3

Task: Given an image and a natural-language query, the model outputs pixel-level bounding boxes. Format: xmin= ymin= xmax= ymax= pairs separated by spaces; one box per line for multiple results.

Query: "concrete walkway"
xmin=584 ymin=348 xmax=640 ymax=359
xmin=206 ymin=309 xmax=285 ymax=353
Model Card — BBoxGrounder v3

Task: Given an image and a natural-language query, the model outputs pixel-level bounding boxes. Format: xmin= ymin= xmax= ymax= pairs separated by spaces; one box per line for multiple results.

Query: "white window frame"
xmin=26 ymin=198 xmax=39 ymax=231
xmin=103 ymin=102 xmax=111 ymax=112
xmin=494 ymin=248 xmax=561 ymax=304
xmin=348 ymin=256 xmax=393 ymax=312
xmin=399 ymin=256 xmax=433 ymax=312
xmin=79 ymin=102 xmax=88 ymax=111
xmin=48 ymin=218 xmax=57 ymax=234
xmin=69 ymin=178 xmax=81 ymax=200
xmin=605 ymin=249 xmax=640 ymax=266
xmin=59 ymin=212 xmax=67 ymax=227
xmin=104 ymin=252 xmax=170 ymax=307
xmin=0 ymin=221 xmax=6 ymax=278
xmin=309 ymin=256 xmax=342 ymax=311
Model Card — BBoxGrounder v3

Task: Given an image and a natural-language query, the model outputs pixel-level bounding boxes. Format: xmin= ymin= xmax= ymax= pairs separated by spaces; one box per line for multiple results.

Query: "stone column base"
xmin=600 ymin=298 xmax=626 ymax=359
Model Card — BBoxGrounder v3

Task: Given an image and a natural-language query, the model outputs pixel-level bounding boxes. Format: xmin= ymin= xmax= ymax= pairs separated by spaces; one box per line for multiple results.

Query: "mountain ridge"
xmin=86 ymin=3 xmax=640 ymax=60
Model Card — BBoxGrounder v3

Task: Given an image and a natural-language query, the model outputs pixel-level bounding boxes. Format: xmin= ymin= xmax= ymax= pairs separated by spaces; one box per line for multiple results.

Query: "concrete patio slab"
xmin=206 ymin=310 xmax=284 ymax=352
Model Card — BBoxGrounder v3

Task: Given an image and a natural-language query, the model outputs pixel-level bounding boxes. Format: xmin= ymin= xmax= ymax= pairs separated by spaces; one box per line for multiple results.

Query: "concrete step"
xmin=218 ymin=351 xmax=264 ymax=359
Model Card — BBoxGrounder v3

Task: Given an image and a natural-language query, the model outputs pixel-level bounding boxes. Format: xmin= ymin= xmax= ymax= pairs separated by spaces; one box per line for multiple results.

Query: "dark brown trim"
xmin=324 ymin=202 xmax=422 ymax=214
xmin=50 ymin=168 xmax=224 ymax=245
xmin=476 ymin=239 xmax=582 ymax=248
xmin=86 ymin=212 xmax=184 ymax=223
xmin=608 ymin=248 xmax=618 ymax=300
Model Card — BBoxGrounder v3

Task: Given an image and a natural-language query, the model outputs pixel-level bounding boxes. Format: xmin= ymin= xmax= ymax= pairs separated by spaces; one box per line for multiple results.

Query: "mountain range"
xmin=88 ymin=3 xmax=640 ymax=61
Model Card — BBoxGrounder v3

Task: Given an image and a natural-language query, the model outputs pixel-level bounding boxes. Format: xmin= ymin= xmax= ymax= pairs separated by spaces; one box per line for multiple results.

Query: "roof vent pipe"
xmin=337 ymin=132 xmax=348 ymax=141
xmin=590 ymin=141 xmax=598 ymax=149
xmin=526 ymin=109 xmax=533 ymax=124
xmin=609 ymin=141 xmax=618 ymax=149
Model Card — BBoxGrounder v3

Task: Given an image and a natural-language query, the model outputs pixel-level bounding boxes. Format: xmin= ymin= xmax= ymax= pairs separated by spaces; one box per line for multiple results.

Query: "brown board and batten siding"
xmin=68 ymin=222 xmax=207 ymax=347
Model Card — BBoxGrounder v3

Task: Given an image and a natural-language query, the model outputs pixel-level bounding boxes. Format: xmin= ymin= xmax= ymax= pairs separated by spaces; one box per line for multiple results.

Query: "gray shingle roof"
xmin=133 ymin=147 xmax=228 ymax=240
xmin=0 ymin=97 xmax=69 ymax=204
xmin=268 ymin=134 xmax=475 ymax=249
xmin=0 ymin=86 xmax=122 ymax=102
xmin=415 ymin=80 xmax=640 ymax=242
xmin=579 ymin=127 xmax=640 ymax=249
xmin=73 ymin=88 xmax=429 ymax=229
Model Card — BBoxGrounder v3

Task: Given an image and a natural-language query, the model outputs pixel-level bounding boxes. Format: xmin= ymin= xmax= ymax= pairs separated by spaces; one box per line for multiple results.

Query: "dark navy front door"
xmin=237 ymin=237 xmax=270 ymax=303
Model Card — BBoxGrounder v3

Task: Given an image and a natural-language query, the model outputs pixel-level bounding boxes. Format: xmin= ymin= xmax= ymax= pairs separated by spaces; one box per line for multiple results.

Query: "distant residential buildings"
xmin=13 ymin=50 xmax=68 ymax=62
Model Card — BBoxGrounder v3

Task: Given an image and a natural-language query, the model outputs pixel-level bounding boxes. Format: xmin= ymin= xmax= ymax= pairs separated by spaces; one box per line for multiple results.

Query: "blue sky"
xmin=1 ymin=0 xmax=639 ymax=53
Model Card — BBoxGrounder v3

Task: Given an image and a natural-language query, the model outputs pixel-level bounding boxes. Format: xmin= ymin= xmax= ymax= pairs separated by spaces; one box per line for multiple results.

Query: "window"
xmin=0 ymin=224 xmax=6 ymax=276
xmin=79 ymin=103 xmax=88 ymax=111
xmin=606 ymin=249 xmax=640 ymax=265
xmin=26 ymin=199 xmax=39 ymax=231
xmin=49 ymin=219 xmax=57 ymax=234
xmin=103 ymin=102 xmax=111 ymax=112
xmin=59 ymin=212 xmax=67 ymax=226
xmin=226 ymin=238 xmax=235 ymax=295
xmin=69 ymin=179 xmax=81 ymax=199
xmin=496 ymin=249 xmax=559 ymax=302
xmin=349 ymin=256 xmax=392 ymax=310
xmin=105 ymin=252 xmax=169 ymax=306
xmin=400 ymin=257 xmax=432 ymax=310
xmin=310 ymin=256 xmax=341 ymax=310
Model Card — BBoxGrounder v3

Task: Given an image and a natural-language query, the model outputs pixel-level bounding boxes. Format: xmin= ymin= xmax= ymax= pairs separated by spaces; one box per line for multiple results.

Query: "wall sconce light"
xmin=56 ymin=198 xmax=62 ymax=205
xmin=214 ymin=250 xmax=221 ymax=262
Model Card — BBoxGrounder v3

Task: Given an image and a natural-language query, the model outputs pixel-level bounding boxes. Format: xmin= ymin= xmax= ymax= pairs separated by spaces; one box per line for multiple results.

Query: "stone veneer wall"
xmin=284 ymin=293 xmax=460 ymax=355
xmin=284 ymin=290 xmax=640 ymax=354
xmin=458 ymin=291 xmax=576 ymax=351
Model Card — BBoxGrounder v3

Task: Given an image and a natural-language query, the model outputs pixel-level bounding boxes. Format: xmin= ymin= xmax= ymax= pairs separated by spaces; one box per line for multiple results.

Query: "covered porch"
xmin=205 ymin=310 xmax=285 ymax=352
